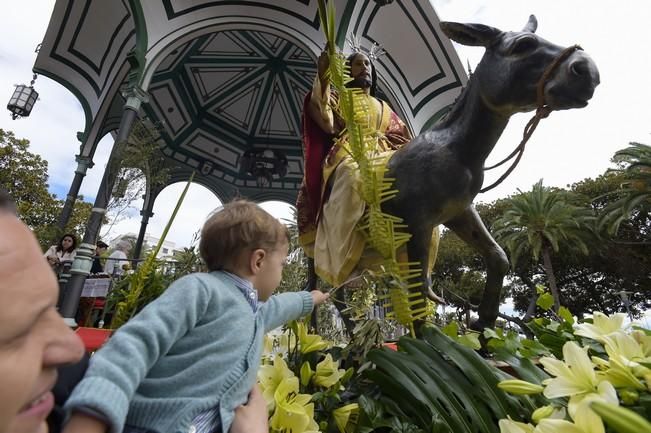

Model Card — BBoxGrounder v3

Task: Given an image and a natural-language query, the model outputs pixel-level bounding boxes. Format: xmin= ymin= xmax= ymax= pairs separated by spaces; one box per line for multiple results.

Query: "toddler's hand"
xmin=63 ymin=413 xmax=108 ymax=433
xmin=310 ymin=290 xmax=329 ymax=306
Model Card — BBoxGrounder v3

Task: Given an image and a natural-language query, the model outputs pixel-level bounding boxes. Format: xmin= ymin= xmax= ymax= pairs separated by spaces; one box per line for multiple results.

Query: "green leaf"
xmin=536 ymin=293 xmax=554 ymax=311
xmin=558 ymin=306 xmax=574 ymax=324
xmin=483 ymin=328 xmax=501 ymax=340
xmin=457 ymin=333 xmax=481 ymax=350
xmin=442 ymin=321 xmax=459 ymax=338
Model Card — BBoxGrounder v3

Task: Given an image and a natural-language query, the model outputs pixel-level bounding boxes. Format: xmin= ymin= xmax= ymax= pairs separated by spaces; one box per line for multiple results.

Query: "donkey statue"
xmin=306 ymin=15 xmax=599 ymax=332
xmin=381 ymin=15 xmax=599 ymax=330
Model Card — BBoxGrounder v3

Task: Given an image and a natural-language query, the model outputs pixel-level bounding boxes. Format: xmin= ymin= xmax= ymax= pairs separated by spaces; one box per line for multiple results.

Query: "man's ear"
xmin=249 ymin=248 xmax=266 ymax=274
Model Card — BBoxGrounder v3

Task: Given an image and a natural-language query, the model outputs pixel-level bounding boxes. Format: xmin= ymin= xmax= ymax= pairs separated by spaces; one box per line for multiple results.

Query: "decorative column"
xmin=56 ymin=154 xmax=94 ymax=232
xmin=60 ymin=87 xmax=148 ymax=326
xmin=132 ymin=185 xmax=160 ymax=262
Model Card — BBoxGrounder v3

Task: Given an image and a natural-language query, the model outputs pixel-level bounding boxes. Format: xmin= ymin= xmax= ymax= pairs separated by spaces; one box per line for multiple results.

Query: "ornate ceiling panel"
xmin=144 ymin=29 xmax=314 ymax=198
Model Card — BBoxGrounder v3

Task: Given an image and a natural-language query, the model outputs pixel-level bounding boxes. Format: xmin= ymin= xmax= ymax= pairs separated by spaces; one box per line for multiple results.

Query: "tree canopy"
xmin=433 ymin=161 xmax=650 ymax=320
xmin=0 ymin=129 xmax=92 ymax=249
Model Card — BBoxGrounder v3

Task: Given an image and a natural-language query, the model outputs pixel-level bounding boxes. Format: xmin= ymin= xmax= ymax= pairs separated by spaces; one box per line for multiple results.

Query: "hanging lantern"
xmin=7 ymin=74 xmax=39 ymax=120
xmin=239 ymin=148 xmax=289 ymax=188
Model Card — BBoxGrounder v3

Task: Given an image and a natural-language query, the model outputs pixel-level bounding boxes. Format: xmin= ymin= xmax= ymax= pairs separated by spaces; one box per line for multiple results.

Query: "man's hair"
xmin=0 ymin=187 xmax=17 ymax=215
xmin=200 ymin=199 xmax=289 ymax=272
xmin=346 ymin=52 xmax=378 ymax=97
xmin=96 ymin=241 xmax=108 ymax=249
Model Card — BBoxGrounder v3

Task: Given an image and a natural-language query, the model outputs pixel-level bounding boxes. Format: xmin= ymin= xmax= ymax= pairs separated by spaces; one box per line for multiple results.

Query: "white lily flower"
xmin=567 ymin=381 xmax=618 ymax=421
xmin=498 ymin=417 xmax=535 ymax=433
xmin=574 ymin=312 xmax=628 ymax=343
xmin=631 ymin=330 xmax=651 ymax=357
xmin=536 ymin=405 xmax=606 ymax=433
xmin=602 ymin=332 xmax=651 ymax=377
xmin=541 ymin=341 xmax=598 ymax=399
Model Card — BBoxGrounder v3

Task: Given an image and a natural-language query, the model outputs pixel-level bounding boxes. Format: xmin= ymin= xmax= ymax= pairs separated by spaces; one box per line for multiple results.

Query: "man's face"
xmin=96 ymin=246 xmax=107 ymax=255
xmin=349 ymin=53 xmax=373 ymax=89
xmin=0 ymin=215 xmax=84 ymax=433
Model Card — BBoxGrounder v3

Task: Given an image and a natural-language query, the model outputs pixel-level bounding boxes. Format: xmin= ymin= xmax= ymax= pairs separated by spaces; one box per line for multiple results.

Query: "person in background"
xmin=44 ymin=234 xmax=77 ymax=271
xmin=63 ymin=200 xmax=329 ymax=433
xmin=0 ymin=187 xmax=85 ymax=433
xmin=104 ymin=240 xmax=130 ymax=277
xmin=90 ymin=241 xmax=108 ymax=274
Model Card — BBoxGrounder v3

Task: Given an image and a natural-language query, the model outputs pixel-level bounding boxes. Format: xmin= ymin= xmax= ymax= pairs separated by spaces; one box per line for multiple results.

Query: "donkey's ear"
xmin=440 ymin=22 xmax=501 ymax=47
xmin=522 ymin=15 xmax=537 ymax=33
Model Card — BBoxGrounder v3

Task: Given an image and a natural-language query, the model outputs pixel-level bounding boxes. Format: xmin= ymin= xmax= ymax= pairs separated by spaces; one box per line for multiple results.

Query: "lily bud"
xmin=498 ymin=379 xmax=544 ymax=395
xmin=590 ymin=400 xmax=651 ymax=433
xmin=531 ymin=405 xmax=555 ymax=424
xmin=619 ymin=388 xmax=639 ymax=406
xmin=300 ymin=361 xmax=314 ymax=387
xmin=644 ymin=373 xmax=651 ymax=393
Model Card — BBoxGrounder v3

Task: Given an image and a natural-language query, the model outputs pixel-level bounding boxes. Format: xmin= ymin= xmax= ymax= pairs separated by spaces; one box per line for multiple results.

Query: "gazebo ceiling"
xmin=146 ymin=29 xmax=315 ymax=194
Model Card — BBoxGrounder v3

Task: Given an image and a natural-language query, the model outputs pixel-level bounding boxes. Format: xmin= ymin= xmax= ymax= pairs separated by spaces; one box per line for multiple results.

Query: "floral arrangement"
xmin=258 ymin=321 xmax=359 ymax=433
xmin=497 ymin=312 xmax=651 ymax=433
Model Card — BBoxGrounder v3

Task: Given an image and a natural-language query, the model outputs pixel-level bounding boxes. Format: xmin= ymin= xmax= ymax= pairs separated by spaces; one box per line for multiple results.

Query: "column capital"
xmin=68 ymin=243 xmax=95 ymax=276
xmin=122 ymin=85 xmax=149 ymax=111
xmin=140 ymin=209 xmax=154 ymax=218
xmin=74 ymin=154 xmax=94 ymax=174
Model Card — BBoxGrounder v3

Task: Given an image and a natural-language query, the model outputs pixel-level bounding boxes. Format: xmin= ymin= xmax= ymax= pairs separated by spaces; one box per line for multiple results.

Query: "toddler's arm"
xmin=259 ymin=290 xmax=329 ymax=332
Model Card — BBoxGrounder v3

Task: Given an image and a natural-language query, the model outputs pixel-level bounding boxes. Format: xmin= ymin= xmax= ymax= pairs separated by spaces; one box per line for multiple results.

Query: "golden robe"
xmin=296 ymin=79 xmax=439 ymax=287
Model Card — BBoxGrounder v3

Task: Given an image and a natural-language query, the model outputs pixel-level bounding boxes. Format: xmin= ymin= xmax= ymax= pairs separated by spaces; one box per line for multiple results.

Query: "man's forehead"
xmin=0 ymin=216 xmax=51 ymax=283
xmin=0 ymin=216 xmax=57 ymax=306
xmin=351 ymin=52 xmax=370 ymax=61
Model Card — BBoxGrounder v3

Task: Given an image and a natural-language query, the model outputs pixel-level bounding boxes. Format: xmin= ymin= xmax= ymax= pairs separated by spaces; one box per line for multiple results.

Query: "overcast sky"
xmin=1 ymin=1 xmax=650 ymax=249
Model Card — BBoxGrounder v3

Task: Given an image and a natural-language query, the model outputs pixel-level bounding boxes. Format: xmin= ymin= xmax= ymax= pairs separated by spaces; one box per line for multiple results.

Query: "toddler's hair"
xmin=200 ymin=199 xmax=289 ymax=271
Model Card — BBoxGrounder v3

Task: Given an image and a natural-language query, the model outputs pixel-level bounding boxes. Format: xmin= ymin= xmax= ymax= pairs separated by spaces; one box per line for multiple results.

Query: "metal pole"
xmin=132 ymin=189 xmax=157 ymax=263
xmin=56 ymin=155 xmax=94 ymax=232
xmin=60 ymin=88 xmax=148 ymax=325
xmin=57 ymin=260 xmax=73 ymax=308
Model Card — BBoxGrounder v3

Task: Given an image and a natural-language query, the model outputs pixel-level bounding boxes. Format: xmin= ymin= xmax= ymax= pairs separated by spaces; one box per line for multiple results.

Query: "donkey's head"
xmin=441 ymin=15 xmax=600 ymax=115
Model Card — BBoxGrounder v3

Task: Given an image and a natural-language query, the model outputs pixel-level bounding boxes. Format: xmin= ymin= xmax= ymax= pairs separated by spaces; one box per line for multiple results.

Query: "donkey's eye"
xmin=510 ymin=36 xmax=538 ymax=55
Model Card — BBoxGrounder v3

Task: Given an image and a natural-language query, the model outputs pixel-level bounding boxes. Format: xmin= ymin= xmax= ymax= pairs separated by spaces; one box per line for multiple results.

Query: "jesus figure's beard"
xmin=347 ymin=75 xmax=372 ymax=90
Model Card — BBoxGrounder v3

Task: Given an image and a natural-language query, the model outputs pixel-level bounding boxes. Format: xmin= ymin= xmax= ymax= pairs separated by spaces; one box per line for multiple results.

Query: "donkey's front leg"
xmin=444 ymin=206 xmax=509 ymax=330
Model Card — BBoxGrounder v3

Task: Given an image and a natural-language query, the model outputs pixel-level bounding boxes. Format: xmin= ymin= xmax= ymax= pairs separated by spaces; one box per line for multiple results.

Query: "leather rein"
xmin=480 ymin=44 xmax=583 ymax=193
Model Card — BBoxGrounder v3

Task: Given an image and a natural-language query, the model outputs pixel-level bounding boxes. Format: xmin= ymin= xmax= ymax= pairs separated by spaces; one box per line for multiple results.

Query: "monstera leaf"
xmin=365 ymin=325 xmax=540 ymax=433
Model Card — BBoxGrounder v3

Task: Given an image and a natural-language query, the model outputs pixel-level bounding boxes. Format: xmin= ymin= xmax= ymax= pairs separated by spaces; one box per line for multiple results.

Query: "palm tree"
xmin=492 ymin=180 xmax=595 ymax=312
xmin=598 ymin=142 xmax=651 ymax=236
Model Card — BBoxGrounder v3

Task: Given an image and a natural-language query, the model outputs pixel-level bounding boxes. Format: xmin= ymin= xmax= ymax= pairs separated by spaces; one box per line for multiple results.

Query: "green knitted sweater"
xmin=65 ymin=271 xmax=313 ymax=433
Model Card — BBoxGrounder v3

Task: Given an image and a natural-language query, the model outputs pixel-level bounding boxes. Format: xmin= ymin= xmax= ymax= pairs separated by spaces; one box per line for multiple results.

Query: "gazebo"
xmin=33 ymin=0 xmax=466 ymax=323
